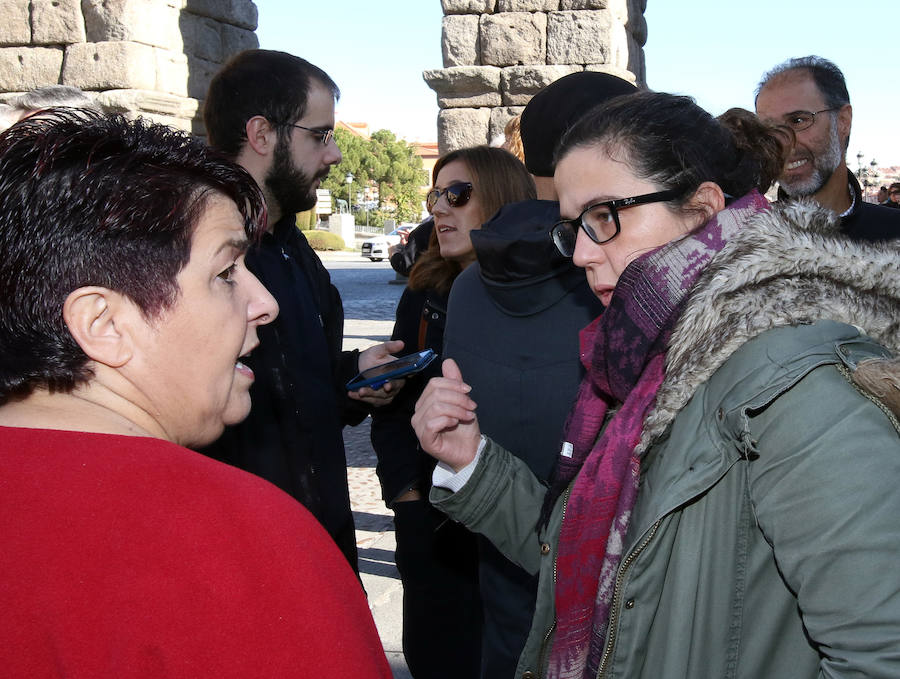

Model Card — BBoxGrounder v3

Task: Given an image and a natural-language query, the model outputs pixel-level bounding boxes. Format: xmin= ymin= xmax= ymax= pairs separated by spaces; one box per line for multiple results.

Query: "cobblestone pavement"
xmin=323 ymin=250 xmax=412 ymax=678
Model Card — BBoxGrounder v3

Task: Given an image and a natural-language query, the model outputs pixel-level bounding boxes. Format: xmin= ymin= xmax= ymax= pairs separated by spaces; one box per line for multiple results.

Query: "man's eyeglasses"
xmin=290 ymin=124 xmax=335 ymax=146
xmin=551 ymin=188 xmax=683 ymax=257
xmin=426 ymin=182 xmax=473 ymax=213
xmin=778 ymin=108 xmax=839 ymax=132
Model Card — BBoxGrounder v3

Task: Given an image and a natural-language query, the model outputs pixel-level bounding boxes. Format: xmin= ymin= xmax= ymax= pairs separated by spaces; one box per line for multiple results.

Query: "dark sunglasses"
xmin=551 ymin=188 xmax=683 ymax=257
xmin=426 ymin=182 xmax=473 ymax=213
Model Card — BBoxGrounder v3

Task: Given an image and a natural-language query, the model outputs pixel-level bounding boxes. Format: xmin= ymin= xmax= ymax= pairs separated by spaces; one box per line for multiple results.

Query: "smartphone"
xmin=345 ymin=349 xmax=438 ymax=391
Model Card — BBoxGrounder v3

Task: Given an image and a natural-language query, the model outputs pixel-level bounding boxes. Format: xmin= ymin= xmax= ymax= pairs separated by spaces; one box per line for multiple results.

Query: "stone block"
xmin=489 ymin=105 xmax=524 ymax=143
xmin=437 ymin=107 xmax=491 ymax=154
xmin=583 ymin=63 xmax=637 ymax=85
xmin=154 ymin=49 xmax=189 ymax=97
xmin=423 ymin=66 xmax=502 ymax=108
xmin=626 ymin=33 xmax=645 ymax=82
xmin=442 ymin=15 xmax=479 ymax=67
xmin=559 ymin=0 xmax=607 ymax=8
xmin=180 ymin=13 xmax=223 ymax=62
xmin=62 ymin=41 xmax=156 ymax=90
xmin=628 ymin=6 xmax=647 ymax=45
xmin=154 ymin=49 xmax=217 ymax=99
xmin=127 ymin=109 xmax=194 ymax=133
xmin=184 ymin=0 xmax=257 ymax=30
xmin=0 ymin=47 xmax=63 ymax=90
xmin=32 ymin=0 xmax=86 ymax=45
xmin=96 ymin=88 xmax=200 ymax=119
xmin=547 ymin=10 xmax=611 ymax=65
xmin=82 ymin=0 xmax=181 ymax=50
xmin=481 ymin=12 xmax=546 ymax=67
xmin=500 ymin=64 xmax=580 ymax=105
xmin=608 ymin=17 xmax=629 ymax=71
xmin=0 ymin=0 xmax=30 ymax=45
xmin=497 ymin=0 xmax=558 ymax=10
xmin=186 ymin=53 xmax=219 ymax=100
xmin=441 ymin=0 xmax=497 ymax=14
xmin=221 ymin=23 xmax=257 ymax=59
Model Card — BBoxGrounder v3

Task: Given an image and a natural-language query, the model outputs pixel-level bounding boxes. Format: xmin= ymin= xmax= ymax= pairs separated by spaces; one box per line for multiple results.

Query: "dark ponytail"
xmin=555 ymin=91 xmax=788 ymax=206
xmin=715 ymin=107 xmax=789 ymax=195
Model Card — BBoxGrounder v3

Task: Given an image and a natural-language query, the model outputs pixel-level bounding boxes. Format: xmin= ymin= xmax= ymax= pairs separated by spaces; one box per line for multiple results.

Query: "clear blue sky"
xmin=257 ymin=1 xmax=899 ymax=167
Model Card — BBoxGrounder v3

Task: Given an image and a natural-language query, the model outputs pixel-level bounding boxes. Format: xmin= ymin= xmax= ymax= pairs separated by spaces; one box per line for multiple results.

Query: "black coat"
xmin=442 ymin=199 xmax=603 ymax=679
xmin=199 ymin=216 xmax=365 ymax=571
xmin=779 ymin=170 xmax=900 ymax=241
xmin=369 ymin=285 xmax=447 ymax=505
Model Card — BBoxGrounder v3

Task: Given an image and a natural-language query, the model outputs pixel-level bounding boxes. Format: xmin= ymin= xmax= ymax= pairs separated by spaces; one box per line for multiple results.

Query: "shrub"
xmin=295 ymin=209 xmax=317 ymax=231
xmin=304 ymin=229 xmax=346 ymax=251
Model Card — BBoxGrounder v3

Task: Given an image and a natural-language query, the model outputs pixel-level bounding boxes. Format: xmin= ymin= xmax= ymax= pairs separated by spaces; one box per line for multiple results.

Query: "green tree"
xmin=320 ymin=128 xmax=427 ymax=223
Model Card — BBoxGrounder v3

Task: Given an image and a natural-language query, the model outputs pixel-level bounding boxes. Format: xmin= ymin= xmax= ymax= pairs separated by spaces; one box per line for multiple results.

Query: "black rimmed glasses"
xmin=551 ymin=188 xmax=683 ymax=257
xmin=779 ymin=108 xmax=839 ymax=132
xmin=290 ymin=123 xmax=335 ymax=146
xmin=426 ymin=182 xmax=473 ymax=213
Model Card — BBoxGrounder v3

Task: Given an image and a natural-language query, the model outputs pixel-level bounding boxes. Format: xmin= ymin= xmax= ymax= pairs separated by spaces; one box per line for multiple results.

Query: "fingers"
xmin=411 ymin=375 xmax=478 ymax=459
xmin=349 ymin=378 xmax=405 ymax=406
xmin=441 ymin=357 xmax=463 ymax=382
xmin=384 ymin=339 xmax=405 ymax=354
xmin=413 ymin=375 xmax=475 ymax=415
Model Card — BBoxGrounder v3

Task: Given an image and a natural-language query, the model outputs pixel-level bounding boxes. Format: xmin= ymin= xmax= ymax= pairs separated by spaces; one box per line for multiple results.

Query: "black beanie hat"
xmin=520 ymin=71 xmax=638 ymax=177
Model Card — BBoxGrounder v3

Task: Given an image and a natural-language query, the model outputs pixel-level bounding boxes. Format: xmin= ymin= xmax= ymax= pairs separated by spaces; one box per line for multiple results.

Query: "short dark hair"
xmin=203 ymin=49 xmax=340 ymax=159
xmin=755 ymin=56 xmax=850 ymax=109
xmin=556 ymin=91 xmax=787 ymax=209
xmin=0 ymin=110 xmax=266 ymax=403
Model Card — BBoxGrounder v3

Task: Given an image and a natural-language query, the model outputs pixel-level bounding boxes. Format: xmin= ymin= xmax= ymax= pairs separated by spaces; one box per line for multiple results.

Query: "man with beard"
xmin=755 ymin=56 xmax=900 ymax=241
xmin=200 ymin=50 xmax=403 ymax=572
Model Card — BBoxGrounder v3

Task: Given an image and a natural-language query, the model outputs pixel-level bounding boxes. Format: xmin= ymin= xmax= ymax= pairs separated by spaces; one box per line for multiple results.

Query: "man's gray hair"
xmin=11 ymin=85 xmax=101 ymax=114
xmin=755 ymin=56 xmax=850 ymax=109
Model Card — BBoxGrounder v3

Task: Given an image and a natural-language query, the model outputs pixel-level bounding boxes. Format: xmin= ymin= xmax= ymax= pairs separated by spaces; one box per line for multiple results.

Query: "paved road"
xmin=322 ymin=250 xmax=412 ymax=678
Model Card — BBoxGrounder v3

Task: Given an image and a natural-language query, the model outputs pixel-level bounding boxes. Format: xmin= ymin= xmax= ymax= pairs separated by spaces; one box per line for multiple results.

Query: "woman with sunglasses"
xmin=412 ymin=91 xmax=900 ymax=679
xmin=371 ymin=146 xmax=535 ymax=678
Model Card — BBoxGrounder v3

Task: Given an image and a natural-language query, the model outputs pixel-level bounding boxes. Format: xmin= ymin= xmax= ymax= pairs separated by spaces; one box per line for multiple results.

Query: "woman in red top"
xmin=0 ymin=111 xmax=392 ymax=678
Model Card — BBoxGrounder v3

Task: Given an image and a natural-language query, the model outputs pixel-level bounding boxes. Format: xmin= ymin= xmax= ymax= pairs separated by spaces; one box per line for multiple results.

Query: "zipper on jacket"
xmin=536 ymin=485 xmax=572 ymax=678
xmin=596 ymin=520 xmax=661 ymax=678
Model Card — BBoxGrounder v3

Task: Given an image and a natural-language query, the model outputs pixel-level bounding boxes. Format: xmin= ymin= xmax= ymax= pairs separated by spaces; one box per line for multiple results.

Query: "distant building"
xmin=412 ymin=141 xmax=439 ymax=190
xmin=337 ymin=121 xmax=370 ymax=139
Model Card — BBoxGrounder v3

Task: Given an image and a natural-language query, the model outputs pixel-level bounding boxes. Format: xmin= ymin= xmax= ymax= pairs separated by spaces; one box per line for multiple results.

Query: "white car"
xmin=360 ymin=226 xmax=414 ymax=261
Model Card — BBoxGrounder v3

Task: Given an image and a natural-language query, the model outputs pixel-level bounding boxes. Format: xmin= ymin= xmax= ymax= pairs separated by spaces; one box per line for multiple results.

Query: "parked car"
xmin=360 ymin=225 xmax=414 ymax=261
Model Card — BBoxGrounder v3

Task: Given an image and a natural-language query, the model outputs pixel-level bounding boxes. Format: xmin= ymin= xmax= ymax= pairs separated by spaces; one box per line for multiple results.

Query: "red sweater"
xmin=0 ymin=426 xmax=392 ymax=678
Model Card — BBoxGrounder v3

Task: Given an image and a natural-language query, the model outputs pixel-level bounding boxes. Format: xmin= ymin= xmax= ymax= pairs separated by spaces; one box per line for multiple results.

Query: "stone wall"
xmin=0 ymin=0 xmax=258 ymax=135
xmin=425 ymin=0 xmax=647 ymax=153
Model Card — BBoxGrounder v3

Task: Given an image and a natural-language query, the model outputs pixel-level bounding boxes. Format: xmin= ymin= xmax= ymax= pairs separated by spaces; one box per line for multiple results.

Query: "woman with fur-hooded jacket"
xmin=412 ymin=91 xmax=900 ymax=679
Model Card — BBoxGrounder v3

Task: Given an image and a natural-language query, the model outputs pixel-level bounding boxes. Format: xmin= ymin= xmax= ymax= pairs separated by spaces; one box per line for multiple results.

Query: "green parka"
xmin=431 ymin=203 xmax=900 ymax=679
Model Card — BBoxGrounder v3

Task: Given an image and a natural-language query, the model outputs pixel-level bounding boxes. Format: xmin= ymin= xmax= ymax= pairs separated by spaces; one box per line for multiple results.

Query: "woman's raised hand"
xmin=412 ymin=358 xmax=481 ymax=473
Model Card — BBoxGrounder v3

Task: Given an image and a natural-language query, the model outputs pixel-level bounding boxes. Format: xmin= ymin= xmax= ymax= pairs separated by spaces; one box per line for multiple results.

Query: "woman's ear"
xmin=688 ymin=181 xmax=726 ymax=221
xmin=62 ymin=287 xmax=136 ymax=368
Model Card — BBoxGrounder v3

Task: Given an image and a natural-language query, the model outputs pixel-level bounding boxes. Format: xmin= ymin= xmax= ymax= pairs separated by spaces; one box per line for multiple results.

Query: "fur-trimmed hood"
xmin=639 ymin=200 xmax=900 ymax=452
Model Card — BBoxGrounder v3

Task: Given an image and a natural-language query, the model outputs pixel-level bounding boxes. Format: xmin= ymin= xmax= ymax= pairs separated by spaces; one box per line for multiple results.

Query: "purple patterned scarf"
xmin=547 ymin=191 xmax=769 ymax=678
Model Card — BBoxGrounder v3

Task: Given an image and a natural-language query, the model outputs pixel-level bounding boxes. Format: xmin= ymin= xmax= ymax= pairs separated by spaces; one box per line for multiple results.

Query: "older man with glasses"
xmin=755 ymin=55 xmax=900 ymax=241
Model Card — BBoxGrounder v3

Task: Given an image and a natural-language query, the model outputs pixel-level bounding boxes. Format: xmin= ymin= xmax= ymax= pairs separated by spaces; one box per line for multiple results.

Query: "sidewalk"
xmin=326 ymin=250 xmax=412 ymax=677
xmin=345 ymin=417 xmax=411 ymax=679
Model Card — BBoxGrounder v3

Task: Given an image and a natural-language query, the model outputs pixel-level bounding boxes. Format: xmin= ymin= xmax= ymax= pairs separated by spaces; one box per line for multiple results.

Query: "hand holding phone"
xmin=346 ymin=349 xmax=437 ymax=391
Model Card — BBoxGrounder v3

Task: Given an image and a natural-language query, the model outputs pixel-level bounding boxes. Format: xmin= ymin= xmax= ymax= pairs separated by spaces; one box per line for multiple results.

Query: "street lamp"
xmin=345 ymin=172 xmax=354 ymax=215
xmin=856 ymin=151 xmax=864 ymax=180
